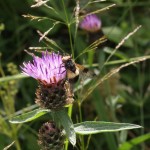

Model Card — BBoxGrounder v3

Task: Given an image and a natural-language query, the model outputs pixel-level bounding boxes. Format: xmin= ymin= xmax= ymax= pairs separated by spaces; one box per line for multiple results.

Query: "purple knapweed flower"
xmin=80 ymin=14 xmax=101 ymax=33
xmin=21 ymin=51 xmax=74 ymax=110
xmin=21 ymin=51 xmax=66 ymax=85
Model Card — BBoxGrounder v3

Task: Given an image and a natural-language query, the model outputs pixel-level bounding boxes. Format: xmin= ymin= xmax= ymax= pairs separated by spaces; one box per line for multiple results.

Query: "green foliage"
xmin=74 ymin=121 xmax=141 ymax=135
xmin=9 ymin=108 xmax=50 ymax=123
xmin=9 ymin=107 xmax=141 ymax=148
xmin=54 ymin=109 xmax=76 ymax=146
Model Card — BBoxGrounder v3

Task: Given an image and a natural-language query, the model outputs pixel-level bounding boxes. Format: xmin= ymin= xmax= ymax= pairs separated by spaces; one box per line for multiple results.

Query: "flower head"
xmin=80 ymin=14 xmax=101 ymax=33
xmin=21 ymin=51 xmax=74 ymax=110
xmin=21 ymin=51 xmax=66 ymax=85
xmin=38 ymin=121 xmax=65 ymax=150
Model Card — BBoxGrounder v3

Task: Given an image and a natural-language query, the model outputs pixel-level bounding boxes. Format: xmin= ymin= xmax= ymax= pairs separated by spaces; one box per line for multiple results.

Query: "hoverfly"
xmin=62 ymin=55 xmax=95 ymax=83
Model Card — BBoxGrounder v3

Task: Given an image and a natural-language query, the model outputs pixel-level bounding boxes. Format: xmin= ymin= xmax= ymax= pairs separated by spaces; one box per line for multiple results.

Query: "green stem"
xmin=12 ymin=126 xmax=21 ymax=150
xmin=65 ymin=105 xmax=73 ymax=150
xmin=68 ymin=25 xmax=74 ymax=58
xmin=68 ymin=105 xmax=73 ymax=118
xmin=15 ymin=139 xmax=21 ymax=150
xmin=61 ymin=0 xmax=74 ymax=57
xmin=61 ymin=0 xmax=68 ymax=23
xmin=140 ymin=103 xmax=145 ymax=150
xmin=78 ymin=102 xmax=85 ymax=150
xmin=65 ymin=141 xmax=69 ymax=150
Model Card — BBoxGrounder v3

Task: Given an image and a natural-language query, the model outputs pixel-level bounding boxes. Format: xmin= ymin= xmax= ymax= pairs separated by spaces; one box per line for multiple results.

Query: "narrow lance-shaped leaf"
xmin=9 ymin=109 xmax=50 ymax=124
xmin=74 ymin=121 xmax=142 ymax=135
xmin=53 ymin=109 xmax=76 ymax=146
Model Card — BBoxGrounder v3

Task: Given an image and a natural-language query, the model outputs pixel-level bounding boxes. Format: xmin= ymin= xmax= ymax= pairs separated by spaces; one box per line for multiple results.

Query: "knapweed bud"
xmin=21 ymin=51 xmax=74 ymax=110
xmin=80 ymin=14 xmax=102 ymax=33
xmin=38 ymin=121 xmax=65 ymax=150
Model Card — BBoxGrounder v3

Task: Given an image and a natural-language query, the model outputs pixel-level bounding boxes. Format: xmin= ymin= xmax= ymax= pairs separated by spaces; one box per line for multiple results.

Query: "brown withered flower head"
xmin=38 ymin=121 xmax=65 ymax=150
xmin=21 ymin=51 xmax=74 ymax=110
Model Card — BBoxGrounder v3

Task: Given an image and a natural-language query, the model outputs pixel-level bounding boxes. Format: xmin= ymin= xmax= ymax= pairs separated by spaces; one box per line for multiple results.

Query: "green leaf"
xmin=54 ymin=109 xmax=76 ymax=146
xmin=9 ymin=109 xmax=50 ymax=123
xmin=118 ymin=133 xmax=150 ymax=150
xmin=74 ymin=121 xmax=142 ymax=135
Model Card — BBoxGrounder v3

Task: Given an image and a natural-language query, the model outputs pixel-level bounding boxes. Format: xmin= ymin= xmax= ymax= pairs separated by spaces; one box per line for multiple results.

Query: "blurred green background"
xmin=0 ymin=0 xmax=150 ymax=150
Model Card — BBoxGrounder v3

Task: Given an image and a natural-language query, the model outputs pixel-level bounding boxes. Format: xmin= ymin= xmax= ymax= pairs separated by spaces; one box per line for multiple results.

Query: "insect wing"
xmin=75 ymin=63 xmax=96 ymax=79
